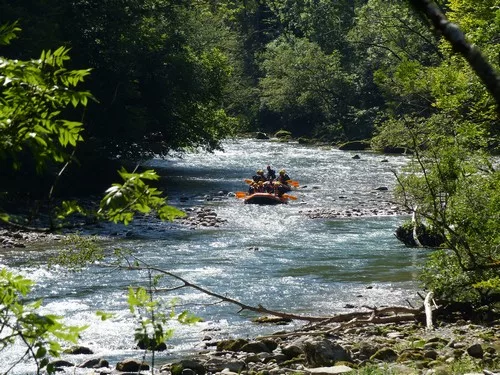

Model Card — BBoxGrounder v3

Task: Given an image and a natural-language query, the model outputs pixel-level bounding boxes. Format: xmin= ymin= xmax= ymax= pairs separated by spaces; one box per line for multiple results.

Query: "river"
xmin=0 ymin=138 xmax=429 ymax=374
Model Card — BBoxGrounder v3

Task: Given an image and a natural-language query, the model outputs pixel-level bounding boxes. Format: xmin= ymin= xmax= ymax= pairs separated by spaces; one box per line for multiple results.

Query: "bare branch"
xmin=118 ymin=258 xmax=424 ymax=324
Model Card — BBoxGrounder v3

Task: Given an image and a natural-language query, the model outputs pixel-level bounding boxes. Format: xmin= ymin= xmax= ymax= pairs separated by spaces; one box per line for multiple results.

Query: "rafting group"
xmin=237 ymin=166 xmax=299 ymax=204
xmin=248 ymin=166 xmax=293 ymax=195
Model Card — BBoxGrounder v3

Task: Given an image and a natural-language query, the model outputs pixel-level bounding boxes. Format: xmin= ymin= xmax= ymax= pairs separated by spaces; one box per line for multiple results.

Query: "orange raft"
xmin=244 ymin=192 xmax=288 ymax=205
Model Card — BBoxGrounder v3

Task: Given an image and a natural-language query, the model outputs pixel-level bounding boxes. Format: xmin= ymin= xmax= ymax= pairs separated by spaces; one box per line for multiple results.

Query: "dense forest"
xmin=2 ymin=0 xmax=496 ymax=156
xmin=0 ymin=0 xmax=499 ymax=372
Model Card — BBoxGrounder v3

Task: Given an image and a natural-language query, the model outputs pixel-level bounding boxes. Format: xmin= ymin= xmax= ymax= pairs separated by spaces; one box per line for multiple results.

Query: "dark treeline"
xmin=3 ymin=0 xmax=497 ymax=161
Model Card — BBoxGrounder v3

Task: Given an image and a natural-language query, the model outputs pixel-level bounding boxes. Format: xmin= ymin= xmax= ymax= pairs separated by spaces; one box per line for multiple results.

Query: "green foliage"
xmin=370 ymin=1 xmax=499 ymax=308
xmin=0 ymin=21 xmax=21 ymax=45
xmin=183 ymin=1 xmax=261 ymax=132
xmin=95 ymin=310 xmax=116 ymax=321
xmin=446 ymin=0 xmax=500 ymax=52
xmin=259 ymin=35 xmax=354 ymax=139
xmin=395 ymin=128 xmax=500 ymax=304
xmin=420 ymin=249 xmax=481 ymax=303
xmin=474 ymin=277 xmax=500 ymax=295
xmin=371 ymin=0 xmax=498 ymax=149
xmin=128 ymin=285 xmax=175 ymax=353
xmin=54 ymin=0 xmax=237 ymax=159
xmin=349 ymin=0 xmax=441 ymax=68
xmin=48 ymin=234 xmax=104 ymax=270
xmin=127 ymin=272 xmax=202 ymax=370
xmin=0 ymin=25 xmax=186 ymax=234
xmin=0 ymin=41 xmax=93 ymax=171
xmin=99 ymin=167 xmax=186 ymax=225
xmin=0 ymin=268 xmax=87 ymax=374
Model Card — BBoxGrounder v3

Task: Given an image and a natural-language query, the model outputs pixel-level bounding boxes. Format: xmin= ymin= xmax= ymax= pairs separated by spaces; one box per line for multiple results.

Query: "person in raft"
xmin=252 ymin=169 xmax=267 ymax=183
xmin=276 ymin=169 xmax=291 ymax=185
xmin=266 ymin=165 xmax=276 ymax=181
xmin=275 ymin=169 xmax=292 ymax=194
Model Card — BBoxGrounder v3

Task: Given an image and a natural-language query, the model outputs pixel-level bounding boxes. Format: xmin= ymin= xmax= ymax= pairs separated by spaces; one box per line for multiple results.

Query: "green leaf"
xmin=177 ymin=310 xmax=203 ymax=324
xmin=35 ymin=346 xmax=47 ymax=359
xmin=96 ymin=310 xmax=116 ymax=321
xmin=0 ymin=21 xmax=21 ymax=45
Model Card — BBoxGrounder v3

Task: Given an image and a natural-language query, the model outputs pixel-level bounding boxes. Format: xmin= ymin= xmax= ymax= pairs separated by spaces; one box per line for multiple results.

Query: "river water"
xmin=0 ymin=139 xmax=429 ymax=374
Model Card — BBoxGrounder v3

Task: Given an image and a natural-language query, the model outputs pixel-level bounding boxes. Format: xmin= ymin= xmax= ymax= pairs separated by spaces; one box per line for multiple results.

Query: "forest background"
xmin=0 ymin=0 xmax=499 ymax=372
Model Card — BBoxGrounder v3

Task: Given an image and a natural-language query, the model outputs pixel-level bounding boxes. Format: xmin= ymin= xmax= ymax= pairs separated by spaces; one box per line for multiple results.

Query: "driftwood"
xmin=120 ymin=257 xmax=428 ymax=333
xmin=424 ymin=291 xmax=434 ymax=330
xmin=411 ymin=206 xmax=423 ymax=248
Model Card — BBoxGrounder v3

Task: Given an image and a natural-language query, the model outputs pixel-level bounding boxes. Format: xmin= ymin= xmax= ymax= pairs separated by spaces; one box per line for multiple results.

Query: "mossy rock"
xmin=216 ymin=338 xmax=249 ymax=352
xmin=63 ymin=345 xmax=93 ymax=355
xmin=395 ymin=221 xmax=446 ymax=247
xmin=370 ymin=347 xmax=398 ymax=362
xmin=297 ymin=137 xmax=315 ymax=144
xmin=136 ymin=338 xmax=167 ymax=351
xmin=397 ymin=349 xmax=425 ymax=362
xmin=171 ymin=360 xmax=206 ymax=375
xmin=274 ymin=130 xmax=292 ymax=139
xmin=338 ymin=140 xmax=371 ymax=151
xmin=255 ymin=132 xmax=269 ymax=140
xmin=383 ymin=146 xmax=409 ymax=154
xmin=280 ymin=355 xmax=306 ymax=367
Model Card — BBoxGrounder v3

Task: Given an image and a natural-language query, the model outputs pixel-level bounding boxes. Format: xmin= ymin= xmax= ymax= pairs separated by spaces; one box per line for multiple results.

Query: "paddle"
xmin=245 ymin=178 xmax=299 ymax=187
xmin=283 ymin=194 xmax=297 ymax=200
xmin=235 ymin=191 xmax=247 ymax=198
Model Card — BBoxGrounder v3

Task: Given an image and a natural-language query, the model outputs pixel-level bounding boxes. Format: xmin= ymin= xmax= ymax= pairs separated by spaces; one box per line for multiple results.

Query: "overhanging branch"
xmin=409 ymin=0 xmax=500 ymax=109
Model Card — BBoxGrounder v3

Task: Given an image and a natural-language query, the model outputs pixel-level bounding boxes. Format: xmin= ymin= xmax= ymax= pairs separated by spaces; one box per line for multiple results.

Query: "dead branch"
xmin=123 ymin=262 xmax=330 ymax=322
xmin=259 ymin=313 xmax=422 ymax=340
xmin=118 ymin=257 xmax=427 ymax=330
xmin=412 ymin=206 xmax=424 ymax=247
xmin=424 ymin=291 xmax=434 ymax=330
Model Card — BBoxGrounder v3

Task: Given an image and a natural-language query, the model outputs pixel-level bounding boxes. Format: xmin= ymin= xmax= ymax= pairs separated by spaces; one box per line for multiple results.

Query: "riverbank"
xmin=164 ymin=316 xmax=500 ymax=375
xmin=48 ymin=313 xmax=500 ymax=375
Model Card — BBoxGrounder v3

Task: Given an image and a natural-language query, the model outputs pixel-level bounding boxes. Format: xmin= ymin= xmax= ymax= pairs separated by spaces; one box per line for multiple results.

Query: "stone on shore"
xmin=115 ymin=358 xmax=149 ymax=372
xmin=303 ymin=338 xmax=352 ymax=366
xmin=305 ymin=365 xmax=354 ymax=374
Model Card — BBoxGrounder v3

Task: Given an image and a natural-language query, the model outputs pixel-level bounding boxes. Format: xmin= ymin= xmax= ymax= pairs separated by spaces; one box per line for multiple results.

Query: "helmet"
xmin=279 ymin=169 xmax=286 ymax=175
xmin=257 ymin=170 xmax=264 ymax=175
xmin=267 ymin=165 xmax=271 ymax=169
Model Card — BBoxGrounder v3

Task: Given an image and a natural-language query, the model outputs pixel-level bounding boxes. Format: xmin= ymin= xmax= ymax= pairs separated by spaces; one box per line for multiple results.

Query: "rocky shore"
xmin=0 ymin=227 xmax=65 ymax=248
xmin=48 ymin=315 xmax=499 ymax=375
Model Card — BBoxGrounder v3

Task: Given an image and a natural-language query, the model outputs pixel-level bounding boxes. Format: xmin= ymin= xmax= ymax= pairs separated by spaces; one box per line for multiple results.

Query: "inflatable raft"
xmin=244 ymin=192 xmax=288 ymax=205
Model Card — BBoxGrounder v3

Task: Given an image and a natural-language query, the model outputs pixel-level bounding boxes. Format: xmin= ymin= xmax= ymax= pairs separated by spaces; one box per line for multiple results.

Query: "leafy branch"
xmin=98 ymin=167 xmax=186 ymax=225
xmin=0 ymin=269 xmax=87 ymax=375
